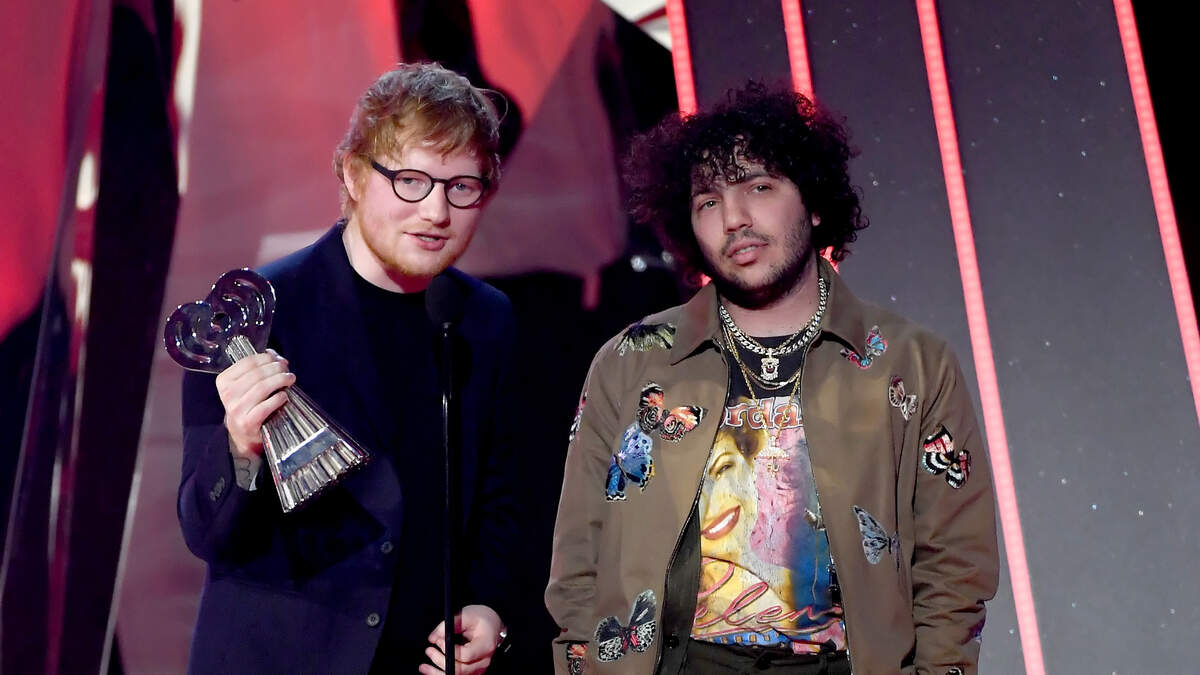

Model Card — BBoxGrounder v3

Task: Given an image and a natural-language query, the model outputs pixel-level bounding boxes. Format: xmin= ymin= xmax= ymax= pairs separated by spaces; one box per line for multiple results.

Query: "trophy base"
xmin=262 ymin=385 xmax=371 ymax=513
xmin=274 ymin=427 xmax=369 ymax=512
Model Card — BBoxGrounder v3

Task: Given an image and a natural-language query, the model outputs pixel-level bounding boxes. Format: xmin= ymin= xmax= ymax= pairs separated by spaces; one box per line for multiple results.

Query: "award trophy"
xmin=163 ymin=268 xmax=369 ymax=512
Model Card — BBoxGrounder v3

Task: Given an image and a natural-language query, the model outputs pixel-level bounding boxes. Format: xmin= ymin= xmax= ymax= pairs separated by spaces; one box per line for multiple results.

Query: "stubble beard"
xmin=360 ymin=221 xmax=462 ymax=281
xmin=704 ymin=222 xmax=814 ymax=310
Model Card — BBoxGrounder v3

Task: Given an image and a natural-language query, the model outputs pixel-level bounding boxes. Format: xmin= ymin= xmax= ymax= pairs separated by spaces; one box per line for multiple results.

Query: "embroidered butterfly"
xmin=922 ymin=426 xmax=970 ymax=488
xmin=888 ymin=376 xmax=918 ymax=421
xmin=852 ymin=505 xmax=900 ymax=566
xmin=615 ymin=321 xmax=676 ymax=356
xmin=568 ymin=390 xmax=587 ymax=443
xmin=636 ymin=382 xmax=705 ymax=442
xmin=970 ymin=617 xmax=985 ymax=644
xmin=565 ymin=642 xmax=587 ymax=675
xmin=594 ymin=589 xmax=657 ymax=663
xmin=605 ymin=424 xmax=654 ymax=501
xmin=841 ymin=325 xmax=888 ymax=369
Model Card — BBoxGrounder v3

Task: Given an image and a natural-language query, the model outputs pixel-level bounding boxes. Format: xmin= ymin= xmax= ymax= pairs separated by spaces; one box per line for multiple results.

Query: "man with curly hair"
xmin=546 ymin=84 xmax=999 ymax=674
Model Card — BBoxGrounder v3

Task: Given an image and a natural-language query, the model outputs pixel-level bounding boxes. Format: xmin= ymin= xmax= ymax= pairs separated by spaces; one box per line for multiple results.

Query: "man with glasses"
xmin=179 ymin=63 xmax=516 ymax=674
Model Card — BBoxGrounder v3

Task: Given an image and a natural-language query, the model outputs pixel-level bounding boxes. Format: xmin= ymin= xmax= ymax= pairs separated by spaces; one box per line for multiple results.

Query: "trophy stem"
xmin=223 ymin=336 xmax=370 ymax=512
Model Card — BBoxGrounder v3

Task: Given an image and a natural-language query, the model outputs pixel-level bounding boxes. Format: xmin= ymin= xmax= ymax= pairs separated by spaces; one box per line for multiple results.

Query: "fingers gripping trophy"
xmin=164 ymin=268 xmax=369 ymax=512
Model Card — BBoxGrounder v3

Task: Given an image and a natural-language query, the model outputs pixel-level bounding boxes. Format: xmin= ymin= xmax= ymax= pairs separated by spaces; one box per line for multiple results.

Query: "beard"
xmin=359 ymin=219 xmax=469 ymax=282
xmin=702 ymin=220 xmax=815 ymax=310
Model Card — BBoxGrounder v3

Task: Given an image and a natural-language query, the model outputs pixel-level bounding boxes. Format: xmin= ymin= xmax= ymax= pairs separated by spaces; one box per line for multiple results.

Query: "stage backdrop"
xmin=87 ymin=1 xmax=1200 ymax=673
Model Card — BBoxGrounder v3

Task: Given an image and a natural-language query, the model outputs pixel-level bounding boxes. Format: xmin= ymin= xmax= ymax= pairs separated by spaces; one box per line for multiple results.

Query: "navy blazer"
xmin=179 ymin=224 xmax=519 ymax=674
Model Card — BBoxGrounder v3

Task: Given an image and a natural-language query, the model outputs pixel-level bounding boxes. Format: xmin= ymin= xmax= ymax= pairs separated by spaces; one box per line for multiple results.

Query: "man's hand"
xmin=419 ymin=605 xmax=505 ymax=675
xmin=215 ymin=349 xmax=294 ymax=458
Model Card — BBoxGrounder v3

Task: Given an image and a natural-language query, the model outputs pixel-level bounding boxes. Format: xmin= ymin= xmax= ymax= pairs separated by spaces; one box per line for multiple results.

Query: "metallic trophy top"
xmin=164 ymin=268 xmax=276 ymax=372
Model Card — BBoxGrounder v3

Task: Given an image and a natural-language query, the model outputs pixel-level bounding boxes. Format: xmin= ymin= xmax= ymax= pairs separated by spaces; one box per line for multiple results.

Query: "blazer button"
xmin=366 ymin=612 xmax=381 ymax=627
xmin=380 ymin=541 xmax=394 ymax=554
xmin=665 ymin=634 xmax=680 ymax=648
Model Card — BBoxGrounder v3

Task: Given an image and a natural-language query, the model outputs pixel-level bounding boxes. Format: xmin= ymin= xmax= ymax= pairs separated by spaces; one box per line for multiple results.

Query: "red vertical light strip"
xmin=1113 ymin=0 xmax=1200 ymax=426
xmin=664 ymin=0 xmax=697 ymax=115
xmin=780 ymin=0 xmax=813 ymax=99
xmin=779 ymin=1 xmax=836 ymax=266
xmin=914 ymin=2 xmax=1046 ymax=673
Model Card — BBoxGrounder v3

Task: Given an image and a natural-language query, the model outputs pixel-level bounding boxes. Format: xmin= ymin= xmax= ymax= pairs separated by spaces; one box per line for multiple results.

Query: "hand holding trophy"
xmin=164 ymin=268 xmax=369 ymax=512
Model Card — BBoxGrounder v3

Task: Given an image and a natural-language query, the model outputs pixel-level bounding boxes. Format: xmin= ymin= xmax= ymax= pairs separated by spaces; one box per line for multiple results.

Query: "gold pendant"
xmin=759 ymin=438 xmax=789 ymax=476
xmin=761 ymin=353 xmax=780 ymax=381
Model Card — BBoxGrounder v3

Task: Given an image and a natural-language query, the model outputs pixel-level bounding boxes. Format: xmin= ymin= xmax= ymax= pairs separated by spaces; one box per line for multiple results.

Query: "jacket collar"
xmin=293 ymin=221 xmax=405 ymax=522
xmin=819 ymin=257 xmax=873 ymax=355
xmin=669 ymin=256 xmax=873 ymax=364
xmin=669 ymin=279 xmax=721 ymax=365
xmin=300 ymin=221 xmax=392 ymax=452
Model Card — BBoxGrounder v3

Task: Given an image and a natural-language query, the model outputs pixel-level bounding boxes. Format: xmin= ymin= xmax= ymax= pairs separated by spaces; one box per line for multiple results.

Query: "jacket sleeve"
xmin=178 ymin=369 xmax=275 ymax=563
xmin=545 ymin=339 xmax=623 ymax=674
xmin=911 ymin=344 xmax=1000 ymax=675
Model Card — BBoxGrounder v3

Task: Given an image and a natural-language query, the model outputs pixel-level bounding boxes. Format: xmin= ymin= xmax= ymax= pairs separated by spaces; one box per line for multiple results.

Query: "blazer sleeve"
xmin=178 ymin=369 xmax=275 ymax=563
xmin=911 ymin=343 xmax=1000 ymax=675
xmin=545 ymin=338 xmax=623 ymax=674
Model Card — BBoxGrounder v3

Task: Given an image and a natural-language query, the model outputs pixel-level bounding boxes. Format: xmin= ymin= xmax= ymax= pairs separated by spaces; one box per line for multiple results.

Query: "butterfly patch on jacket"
xmin=853 ymin=505 xmax=900 ymax=566
xmin=595 ymin=589 xmax=657 ymax=663
xmin=636 ymin=382 xmax=705 ymax=442
xmin=565 ymin=642 xmax=587 ymax=674
xmin=615 ymin=321 xmax=675 ymax=356
xmin=970 ymin=617 xmax=985 ymax=644
xmin=888 ymin=376 xmax=918 ymax=421
xmin=606 ymin=425 xmax=654 ymax=501
xmin=568 ymin=390 xmax=587 ymax=443
xmin=841 ymin=325 xmax=888 ymax=369
xmin=605 ymin=384 xmax=705 ymax=500
xmin=922 ymin=426 xmax=970 ymax=488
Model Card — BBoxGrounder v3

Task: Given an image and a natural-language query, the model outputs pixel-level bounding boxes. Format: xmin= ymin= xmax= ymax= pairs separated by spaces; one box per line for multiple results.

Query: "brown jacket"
xmin=546 ymin=259 xmax=999 ymax=674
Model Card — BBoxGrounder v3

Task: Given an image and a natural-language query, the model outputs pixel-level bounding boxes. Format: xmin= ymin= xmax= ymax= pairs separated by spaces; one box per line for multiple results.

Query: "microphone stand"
xmin=438 ymin=320 xmax=461 ymax=665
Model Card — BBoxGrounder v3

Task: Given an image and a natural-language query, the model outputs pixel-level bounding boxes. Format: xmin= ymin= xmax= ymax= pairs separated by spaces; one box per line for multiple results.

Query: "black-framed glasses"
xmin=370 ymin=160 xmax=489 ymax=209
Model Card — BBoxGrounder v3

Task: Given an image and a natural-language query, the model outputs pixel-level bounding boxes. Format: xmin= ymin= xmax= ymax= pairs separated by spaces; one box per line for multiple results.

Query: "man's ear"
xmin=811 ymin=213 xmax=821 ymax=227
xmin=342 ymin=155 xmax=364 ymax=202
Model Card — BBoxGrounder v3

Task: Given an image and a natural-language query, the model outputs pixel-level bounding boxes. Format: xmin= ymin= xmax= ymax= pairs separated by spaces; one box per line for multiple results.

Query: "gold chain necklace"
xmin=741 ymin=356 xmax=801 ymax=390
xmin=718 ymin=274 xmax=827 ymax=381
xmin=722 ymin=327 xmax=802 ymax=475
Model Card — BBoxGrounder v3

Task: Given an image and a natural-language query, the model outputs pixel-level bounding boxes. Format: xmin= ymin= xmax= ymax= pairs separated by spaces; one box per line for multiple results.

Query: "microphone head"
xmin=425 ymin=272 xmax=467 ymax=326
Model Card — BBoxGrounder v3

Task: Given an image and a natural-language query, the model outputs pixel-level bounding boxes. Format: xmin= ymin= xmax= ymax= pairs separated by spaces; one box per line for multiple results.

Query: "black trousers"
xmin=683 ymin=639 xmax=851 ymax=674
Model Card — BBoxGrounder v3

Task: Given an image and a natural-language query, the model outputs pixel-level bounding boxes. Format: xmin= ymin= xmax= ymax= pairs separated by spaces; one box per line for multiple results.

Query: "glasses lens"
xmin=445 ymin=177 xmax=485 ymax=208
xmin=393 ymin=170 xmax=433 ymax=201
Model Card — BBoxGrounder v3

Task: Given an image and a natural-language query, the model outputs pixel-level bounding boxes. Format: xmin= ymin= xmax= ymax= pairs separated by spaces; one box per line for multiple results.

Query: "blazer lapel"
xmin=302 ymin=225 xmax=404 ymax=526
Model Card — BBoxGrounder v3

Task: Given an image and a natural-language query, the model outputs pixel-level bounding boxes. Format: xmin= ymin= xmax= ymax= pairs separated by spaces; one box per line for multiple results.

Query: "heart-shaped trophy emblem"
xmin=164 ymin=269 xmax=274 ymax=372
xmin=163 ymin=269 xmax=369 ymax=512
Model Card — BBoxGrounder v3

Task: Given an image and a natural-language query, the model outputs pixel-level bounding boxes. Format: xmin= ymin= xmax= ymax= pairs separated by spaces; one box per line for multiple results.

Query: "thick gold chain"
xmin=718 ymin=274 xmax=827 ymax=358
xmin=724 ymin=324 xmax=801 ymax=417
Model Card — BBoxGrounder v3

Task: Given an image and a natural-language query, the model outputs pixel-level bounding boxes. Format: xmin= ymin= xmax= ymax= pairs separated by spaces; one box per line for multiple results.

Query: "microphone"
xmin=427 ymin=272 xmax=465 ymax=654
xmin=426 ymin=273 xmax=467 ymax=329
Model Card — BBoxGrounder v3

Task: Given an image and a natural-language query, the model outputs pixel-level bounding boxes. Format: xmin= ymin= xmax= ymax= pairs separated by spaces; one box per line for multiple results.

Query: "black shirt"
xmin=350 ymin=273 xmax=448 ymax=670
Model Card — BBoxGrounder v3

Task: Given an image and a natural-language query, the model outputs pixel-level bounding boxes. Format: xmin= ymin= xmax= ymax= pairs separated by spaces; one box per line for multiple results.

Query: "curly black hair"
xmin=623 ymin=83 xmax=868 ymax=279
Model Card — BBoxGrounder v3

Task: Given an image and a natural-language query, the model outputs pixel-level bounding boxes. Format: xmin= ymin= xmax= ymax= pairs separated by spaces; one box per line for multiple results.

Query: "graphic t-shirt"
xmin=691 ymin=334 xmax=846 ymax=654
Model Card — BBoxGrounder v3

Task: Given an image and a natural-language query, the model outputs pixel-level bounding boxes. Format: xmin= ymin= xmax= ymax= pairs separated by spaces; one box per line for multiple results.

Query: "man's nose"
xmin=722 ymin=194 xmax=751 ymax=233
xmin=418 ymin=186 xmax=451 ymax=226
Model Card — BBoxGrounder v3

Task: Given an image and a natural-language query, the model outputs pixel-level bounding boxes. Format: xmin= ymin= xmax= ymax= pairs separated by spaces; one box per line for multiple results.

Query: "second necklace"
xmin=718 ymin=273 xmax=828 ymax=381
